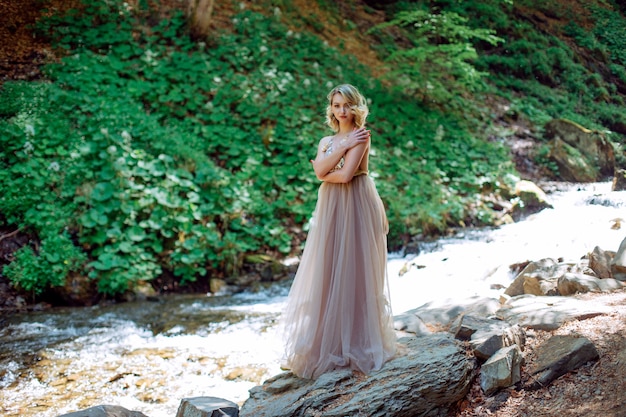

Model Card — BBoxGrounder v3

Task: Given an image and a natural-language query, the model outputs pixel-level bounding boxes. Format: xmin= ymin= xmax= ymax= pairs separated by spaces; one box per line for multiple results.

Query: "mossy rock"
xmin=544 ymin=119 xmax=615 ymax=180
xmin=548 ymin=137 xmax=598 ymax=182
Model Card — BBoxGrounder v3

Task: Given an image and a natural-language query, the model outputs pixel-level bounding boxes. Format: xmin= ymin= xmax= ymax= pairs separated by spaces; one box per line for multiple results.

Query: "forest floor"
xmin=453 ymin=289 xmax=626 ymax=417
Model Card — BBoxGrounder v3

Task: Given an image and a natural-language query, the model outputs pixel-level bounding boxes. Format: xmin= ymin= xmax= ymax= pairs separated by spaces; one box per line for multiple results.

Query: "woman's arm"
xmin=320 ymin=141 xmax=368 ymax=184
xmin=311 ymin=128 xmax=370 ymax=180
xmin=311 ymin=137 xmax=345 ymax=180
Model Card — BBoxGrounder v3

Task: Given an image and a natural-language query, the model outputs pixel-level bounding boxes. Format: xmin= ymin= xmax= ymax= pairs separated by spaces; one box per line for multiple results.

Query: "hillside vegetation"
xmin=0 ymin=0 xmax=624 ymax=300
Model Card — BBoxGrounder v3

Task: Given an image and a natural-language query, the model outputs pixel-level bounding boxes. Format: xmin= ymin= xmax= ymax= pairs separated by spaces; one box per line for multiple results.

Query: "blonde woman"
xmin=281 ymin=84 xmax=396 ymax=379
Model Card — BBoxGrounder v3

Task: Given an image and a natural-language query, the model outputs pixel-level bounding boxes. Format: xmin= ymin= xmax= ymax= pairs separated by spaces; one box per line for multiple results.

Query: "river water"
xmin=1 ymin=182 xmax=624 ymax=417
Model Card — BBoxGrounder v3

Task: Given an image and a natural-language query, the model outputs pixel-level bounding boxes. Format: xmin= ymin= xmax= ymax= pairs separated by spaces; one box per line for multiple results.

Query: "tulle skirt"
xmin=281 ymin=174 xmax=396 ymax=379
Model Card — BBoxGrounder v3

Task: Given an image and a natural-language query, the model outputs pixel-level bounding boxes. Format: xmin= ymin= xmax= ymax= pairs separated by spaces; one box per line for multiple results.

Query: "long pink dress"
xmin=281 ymin=162 xmax=396 ymax=379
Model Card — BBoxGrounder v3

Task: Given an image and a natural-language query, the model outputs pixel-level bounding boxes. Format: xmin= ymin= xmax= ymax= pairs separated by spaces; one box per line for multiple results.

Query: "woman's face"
xmin=331 ymin=93 xmax=354 ymax=125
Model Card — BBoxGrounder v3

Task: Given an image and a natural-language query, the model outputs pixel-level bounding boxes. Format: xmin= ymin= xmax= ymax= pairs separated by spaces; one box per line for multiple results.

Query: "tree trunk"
xmin=187 ymin=0 xmax=215 ymax=39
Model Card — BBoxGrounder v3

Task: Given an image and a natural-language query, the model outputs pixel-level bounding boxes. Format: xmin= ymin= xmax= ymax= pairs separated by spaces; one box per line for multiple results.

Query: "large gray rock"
xmin=496 ymin=295 xmax=612 ymax=330
xmin=544 ymin=118 xmax=615 ymax=181
xmin=548 ymin=137 xmax=598 ymax=182
xmin=508 ymin=180 xmax=553 ymax=220
xmin=176 ymin=397 xmax=239 ymax=417
xmin=394 ymin=296 xmax=501 ymax=332
xmin=240 ymin=334 xmax=475 ymax=417
xmin=56 ymin=405 xmax=148 ymax=417
xmin=528 ymin=335 xmax=599 ymax=389
xmin=557 ymin=272 xmax=623 ymax=295
xmin=504 ymin=258 xmax=561 ymax=297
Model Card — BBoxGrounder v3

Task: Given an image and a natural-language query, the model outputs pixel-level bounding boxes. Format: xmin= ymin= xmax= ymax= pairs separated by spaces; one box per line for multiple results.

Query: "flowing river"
xmin=1 ymin=181 xmax=625 ymax=417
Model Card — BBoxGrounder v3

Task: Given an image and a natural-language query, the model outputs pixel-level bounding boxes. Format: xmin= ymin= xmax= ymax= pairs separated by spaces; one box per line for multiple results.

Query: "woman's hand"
xmin=340 ymin=127 xmax=370 ymax=150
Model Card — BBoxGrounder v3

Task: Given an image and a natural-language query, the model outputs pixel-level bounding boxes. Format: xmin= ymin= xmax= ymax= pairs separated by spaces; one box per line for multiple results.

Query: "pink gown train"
xmin=281 ymin=172 xmax=396 ymax=379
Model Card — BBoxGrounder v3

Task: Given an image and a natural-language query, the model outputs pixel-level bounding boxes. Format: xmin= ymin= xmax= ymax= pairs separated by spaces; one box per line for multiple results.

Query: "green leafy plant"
xmin=370 ymin=8 xmax=502 ymax=105
xmin=0 ymin=0 xmax=517 ymax=296
xmin=4 ymin=232 xmax=86 ymax=295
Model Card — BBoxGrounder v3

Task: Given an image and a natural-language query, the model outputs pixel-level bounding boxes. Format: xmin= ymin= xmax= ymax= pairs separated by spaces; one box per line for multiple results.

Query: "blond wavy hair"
xmin=325 ymin=84 xmax=369 ymax=132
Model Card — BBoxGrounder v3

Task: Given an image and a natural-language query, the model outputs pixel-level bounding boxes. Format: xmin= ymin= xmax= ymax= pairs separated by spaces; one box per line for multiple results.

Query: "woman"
xmin=281 ymin=84 xmax=396 ymax=379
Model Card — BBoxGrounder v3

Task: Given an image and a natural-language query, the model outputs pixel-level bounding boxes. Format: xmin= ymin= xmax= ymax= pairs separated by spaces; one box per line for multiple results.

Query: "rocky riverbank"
xmin=52 ymin=290 xmax=626 ymax=417
xmin=53 ymin=237 xmax=626 ymax=417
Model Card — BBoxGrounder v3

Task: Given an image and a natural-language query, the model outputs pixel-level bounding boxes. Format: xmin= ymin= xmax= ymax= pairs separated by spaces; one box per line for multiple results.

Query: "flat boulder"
xmin=240 ymin=334 xmax=475 ymax=417
xmin=394 ymin=296 xmax=501 ymax=332
xmin=496 ymin=295 xmax=611 ymax=330
xmin=527 ymin=335 xmax=599 ymax=389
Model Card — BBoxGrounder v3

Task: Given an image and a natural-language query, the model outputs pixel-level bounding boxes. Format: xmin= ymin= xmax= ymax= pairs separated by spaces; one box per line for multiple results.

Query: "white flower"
xmin=48 ymin=161 xmax=60 ymax=171
xmin=259 ymin=45 xmax=269 ymax=54
xmin=101 ymin=128 xmax=109 ymax=136
xmin=239 ymin=2 xmax=246 ymax=10
xmin=274 ymin=7 xmax=281 ymax=17
xmin=286 ymin=30 xmax=293 ymax=37
xmin=143 ymin=49 xmax=158 ymax=66
xmin=23 ymin=141 xmax=34 ymax=154
xmin=121 ymin=130 xmax=131 ymax=141
xmin=25 ymin=124 xmax=35 ymax=136
xmin=303 ymin=78 xmax=311 ymax=87
xmin=213 ymin=76 xmax=222 ymax=83
xmin=263 ymin=67 xmax=277 ymax=78
xmin=107 ymin=145 xmax=117 ymax=154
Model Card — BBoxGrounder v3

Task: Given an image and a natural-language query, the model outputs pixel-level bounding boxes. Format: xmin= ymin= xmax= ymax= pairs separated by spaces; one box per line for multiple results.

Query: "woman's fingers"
xmin=344 ymin=128 xmax=370 ymax=149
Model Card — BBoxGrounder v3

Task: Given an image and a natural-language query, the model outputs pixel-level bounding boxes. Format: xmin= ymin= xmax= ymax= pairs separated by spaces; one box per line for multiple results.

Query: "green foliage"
xmin=372 ymin=0 xmax=625 ymax=192
xmin=0 ymin=0 xmax=515 ymax=295
xmin=4 ymin=232 xmax=86 ymax=295
xmin=454 ymin=0 xmax=626 ymax=159
xmin=563 ymin=21 xmax=608 ymax=60
xmin=591 ymin=6 xmax=626 ymax=66
xmin=371 ymin=8 xmax=502 ymax=105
